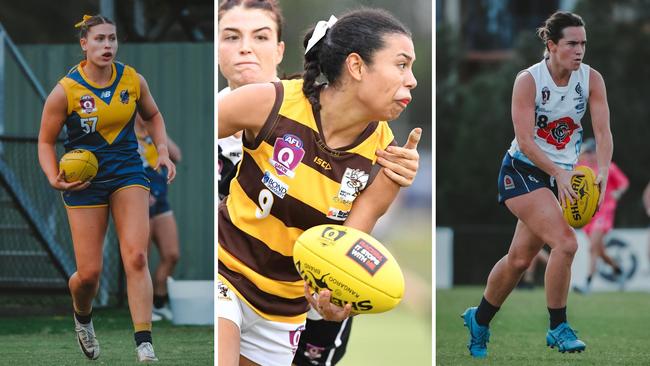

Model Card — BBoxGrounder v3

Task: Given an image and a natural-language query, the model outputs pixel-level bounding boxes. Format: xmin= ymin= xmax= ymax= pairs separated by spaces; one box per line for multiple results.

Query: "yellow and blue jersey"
xmin=136 ymin=133 xmax=159 ymax=169
xmin=59 ymin=60 xmax=143 ymax=181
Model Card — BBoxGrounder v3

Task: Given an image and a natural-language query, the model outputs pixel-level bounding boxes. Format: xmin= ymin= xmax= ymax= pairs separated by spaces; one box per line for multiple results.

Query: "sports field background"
xmin=0 ymin=307 xmax=213 ymax=365
xmin=437 ymin=287 xmax=650 ymax=365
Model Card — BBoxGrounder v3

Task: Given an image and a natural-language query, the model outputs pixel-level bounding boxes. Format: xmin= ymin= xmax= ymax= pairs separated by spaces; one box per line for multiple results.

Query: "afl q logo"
xmin=599 ymin=237 xmax=637 ymax=283
xmin=320 ymin=226 xmax=346 ymax=242
xmin=80 ymin=95 xmax=96 ymax=113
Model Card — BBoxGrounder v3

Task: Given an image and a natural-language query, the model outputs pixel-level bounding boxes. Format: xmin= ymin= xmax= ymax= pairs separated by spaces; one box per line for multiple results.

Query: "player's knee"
xmin=555 ymin=236 xmax=578 ymax=258
xmin=166 ymin=250 xmax=180 ymax=266
xmin=125 ymin=250 xmax=148 ymax=272
xmin=77 ymin=269 xmax=101 ymax=287
xmin=510 ymin=256 xmax=534 ymax=273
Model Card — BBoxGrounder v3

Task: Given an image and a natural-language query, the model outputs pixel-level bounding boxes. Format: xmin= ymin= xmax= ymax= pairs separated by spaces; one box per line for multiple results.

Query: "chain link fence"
xmin=0 ymin=136 xmax=123 ymax=313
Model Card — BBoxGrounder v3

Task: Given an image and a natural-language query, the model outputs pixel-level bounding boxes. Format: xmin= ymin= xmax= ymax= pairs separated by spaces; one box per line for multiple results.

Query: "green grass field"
xmin=437 ymin=287 xmax=650 ymax=365
xmin=341 ymin=307 xmax=432 ymax=365
xmin=0 ymin=307 xmax=213 ymax=365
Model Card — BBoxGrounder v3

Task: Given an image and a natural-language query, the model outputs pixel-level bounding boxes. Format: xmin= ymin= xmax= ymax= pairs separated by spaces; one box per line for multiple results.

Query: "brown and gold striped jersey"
xmin=218 ymin=79 xmax=396 ymax=323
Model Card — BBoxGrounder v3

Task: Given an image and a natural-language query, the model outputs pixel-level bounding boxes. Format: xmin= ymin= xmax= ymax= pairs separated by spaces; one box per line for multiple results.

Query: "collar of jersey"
xmin=70 ymin=61 xmax=124 ymax=105
xmin=77 ymin=60 xmax=118 ymax=89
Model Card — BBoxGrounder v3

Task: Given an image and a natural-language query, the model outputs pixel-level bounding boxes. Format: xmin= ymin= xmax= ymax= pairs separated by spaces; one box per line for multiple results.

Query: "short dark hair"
xmin=537 ymin=11 xmax=585 ymax=57
xmin=76 ymin=15 xmax=115 ymax=40
xmin=302 ymin=8 xmax=411 ymax=111
xmin=218 ymin=0 xmax=284 ymax=42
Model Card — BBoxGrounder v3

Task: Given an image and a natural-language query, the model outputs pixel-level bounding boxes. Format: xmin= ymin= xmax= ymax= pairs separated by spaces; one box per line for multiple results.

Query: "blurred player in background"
xmin=218 ymin=2 xmax=420 ymax=365
xmin=574 ymin=138 xmax=628 ymax=293
xmin=218 ymin=6 xmax=420 ymax=365
xmin=462 ymin=11 xmax=612 ymax=357
xmin=135 ymin=114 xmax=182 ymax=320
xmin=38 ymin=14 xmax=175 ymax=362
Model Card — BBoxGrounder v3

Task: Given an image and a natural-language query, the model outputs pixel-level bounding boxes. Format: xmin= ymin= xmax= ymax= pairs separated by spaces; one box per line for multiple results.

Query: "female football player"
xmin=135 ymin=114 xmax=182 ymax=320
xmin=462 ymin=11 xmax=612 ymax=357
xmin=574 ymin=138 xmax=628 ymax=293
xmin=218 ymin=7 xmax=420 ymax=366
xmin=38 ymin=14 xmax=175 ymax=362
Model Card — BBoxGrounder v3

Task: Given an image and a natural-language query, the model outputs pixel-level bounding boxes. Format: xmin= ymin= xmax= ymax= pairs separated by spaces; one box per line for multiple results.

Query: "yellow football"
xmin=59 ymin=149 xmax=99 ymax=183
xmin=293 ymin=225 xmax=405 ymax=314
xmin=562 ymin=165 xmax=600 ymax=228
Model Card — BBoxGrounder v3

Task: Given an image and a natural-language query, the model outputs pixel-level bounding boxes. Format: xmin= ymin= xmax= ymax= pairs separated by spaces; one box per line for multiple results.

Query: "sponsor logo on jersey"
xmin=541 ymin=86 xmax=550 ymax=105
xmin=327 ymin=207 xmax=350 ymax=221
xmin=100 ymin=90 xmax=112 ymax=99
xmin=528 ymin=175 xmax=540 ymax=183
xmin=338 ymin=168 xmax=369 ymax=202
xmin=313 ymin=156 xmax=332 ymax=170
xmin=80 ymin=94 xmax=97 ymax=114
xmin=269 ymin=134 xmax=305 ymax=178
xmin=120 ymin=89 xmax=129 ymax=104
xmin=504 ymin=175 xmax=515 ymax=190
xmin=261 ymin=171 xmax=288 ymax=198
xmin=575 ymin=102 xmax=585 ymax=112
xmin=536 ymin=116 xmax=579 ymax=150
xmin=346 ymin=239 xmax=387 ymax=275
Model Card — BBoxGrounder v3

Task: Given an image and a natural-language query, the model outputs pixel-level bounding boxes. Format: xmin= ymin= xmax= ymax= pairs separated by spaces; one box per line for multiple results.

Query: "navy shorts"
xmin=62 ymin=172 xmax=150 ymax=208
xmin=497 ymin=153 xmax=558 ymax=204
xmin=293 ymin=317 xmax=353 ymax=366
xmin=146 ymin=167 xmax=171 ymax=218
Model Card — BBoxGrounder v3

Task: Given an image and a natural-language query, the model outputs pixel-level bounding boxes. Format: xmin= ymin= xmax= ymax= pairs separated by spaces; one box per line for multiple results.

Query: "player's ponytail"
xmin=537 ymin=11 xmax=585 ymax=59
xmin=302 ymin=27 xmax=325 ymax=111
xmin=301 ymin=8 xmax=411 ymax=111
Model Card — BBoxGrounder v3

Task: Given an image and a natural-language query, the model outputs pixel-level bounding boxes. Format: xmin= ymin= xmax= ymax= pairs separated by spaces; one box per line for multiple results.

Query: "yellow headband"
xmin=74 ymin=15 xmax=93 ymax=28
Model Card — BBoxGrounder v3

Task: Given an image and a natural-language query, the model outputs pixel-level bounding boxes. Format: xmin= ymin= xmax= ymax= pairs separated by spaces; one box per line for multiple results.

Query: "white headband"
xmin=304 ymin=15 xmax=338 ymax=54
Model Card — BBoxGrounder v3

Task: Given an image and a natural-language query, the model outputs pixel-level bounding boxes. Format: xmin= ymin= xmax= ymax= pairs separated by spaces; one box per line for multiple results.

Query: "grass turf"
xmin=437 ymin=286 xmax=650 ymax=365
xmin=341 ymin=307 xmax=432 ymax=365
xmin=0 ymin=307 xmax=213 ymax=365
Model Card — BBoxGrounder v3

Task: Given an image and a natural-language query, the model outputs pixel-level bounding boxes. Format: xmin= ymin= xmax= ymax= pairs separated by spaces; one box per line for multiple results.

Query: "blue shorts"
xmin=62 ymin=172 xmax=150 ymax=208
xmin=146 ymin=167 xmax=171 ymax=218
xmin=497 ymin=153 xmax=558 ymax=204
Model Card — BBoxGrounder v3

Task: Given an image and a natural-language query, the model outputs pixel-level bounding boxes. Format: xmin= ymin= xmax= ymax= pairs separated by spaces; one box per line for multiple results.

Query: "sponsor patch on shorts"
xmin=346 ymin=239 xmax=387 ymax=275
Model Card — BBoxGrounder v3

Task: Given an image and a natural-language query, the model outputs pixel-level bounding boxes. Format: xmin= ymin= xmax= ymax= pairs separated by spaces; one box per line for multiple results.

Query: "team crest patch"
xmin=80 ymin=95 xmax=97 ymax=114
xmin=217 ymin=282 xmax=232 ymax=301
xmin=541 ymin=86 xmax=550 ymax=105
xmin=120 ymin=89 xmax=129 ymax=104
xmin=338 ymin=168 xmax=369 ymax=203
xmin=346 ymin=239 xmax=387 ymax=275
xmin=504 ymin=175 xmax=515 ymax=190
xmin=269 ymin=134 xmax=305 ymax=178
xmin=304 ymin=343 xmax=325 ymax=361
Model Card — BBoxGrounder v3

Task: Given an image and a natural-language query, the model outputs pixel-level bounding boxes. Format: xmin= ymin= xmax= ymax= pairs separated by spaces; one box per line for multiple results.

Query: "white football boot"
xmin=136 ymin=342 xmax=159 ymax=362
xmin=74 ymin=316 xmax=100 ymax=360
xmin=152 ymin=305 xmax=173 ymax=321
